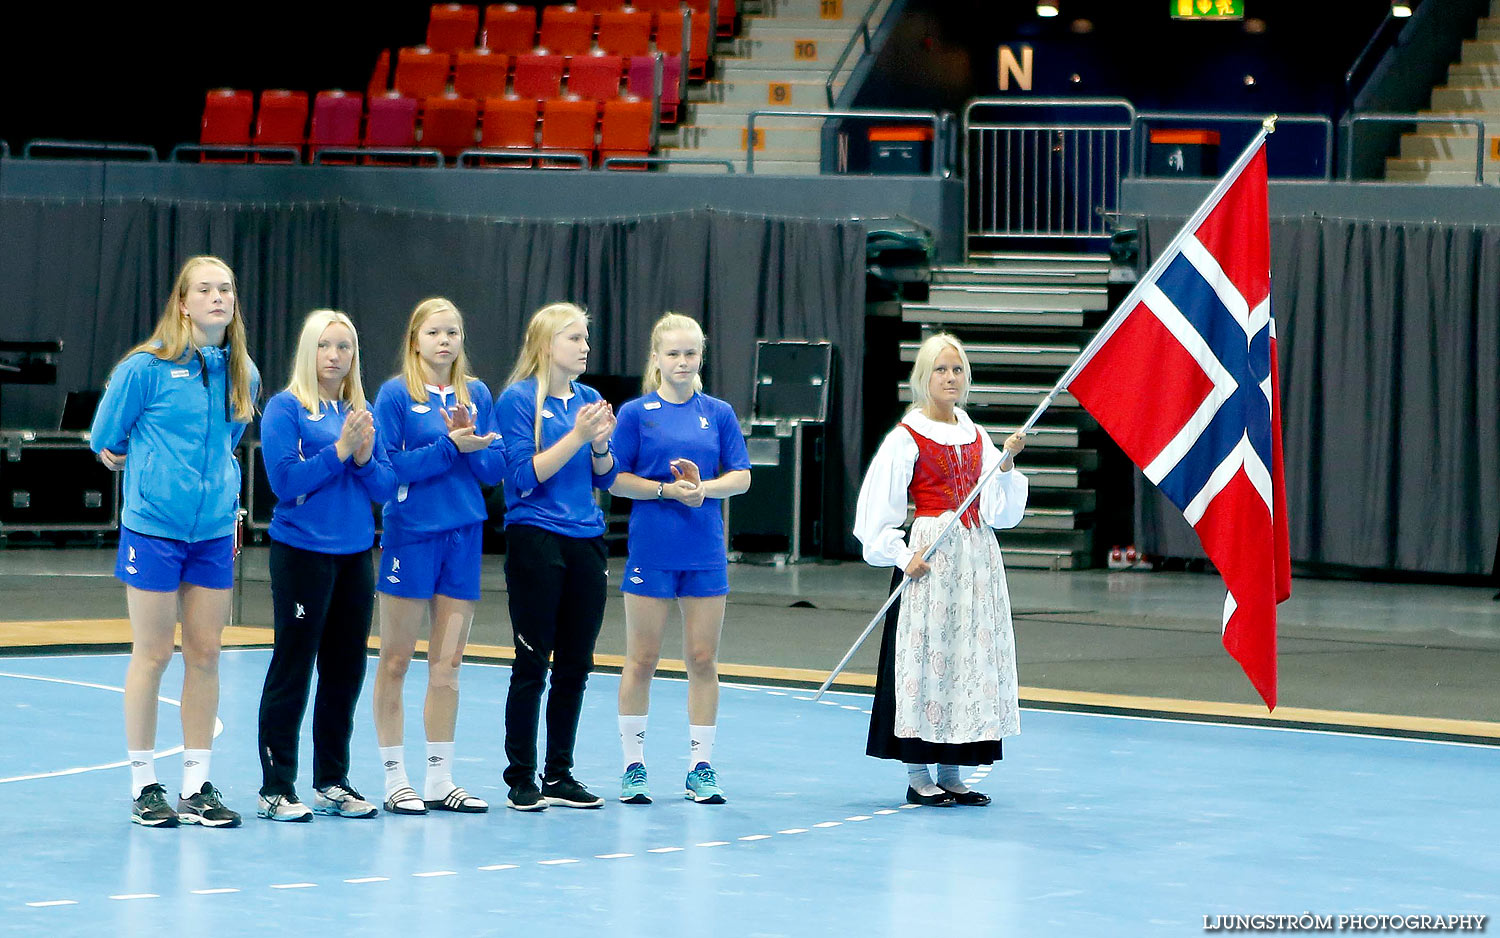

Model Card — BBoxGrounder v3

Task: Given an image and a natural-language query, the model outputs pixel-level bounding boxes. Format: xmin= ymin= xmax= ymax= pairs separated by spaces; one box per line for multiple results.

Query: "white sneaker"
xmin=257 ymin=792 xmax=313 ymax=822
xmin=314 ymin=782 xmax=379 ymax=819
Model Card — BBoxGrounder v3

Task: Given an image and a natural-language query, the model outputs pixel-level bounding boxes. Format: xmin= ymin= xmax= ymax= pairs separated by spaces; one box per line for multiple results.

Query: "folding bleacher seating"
xmin=308 ymin=91 xmax=364 ymax=162
xmin=483 ymin=4 xmax=538 ymax=55
xmin=539 ymin=5 xmax=597 ymax=57
xmin=199 ymin=89 xmax=253 ymax=161
xmin=654 ymin=7 xmax=710 ymax=81
xmin=395 ymin=47 xmax=455 ymax=104
xmin=597 ymin=9 xmax=652 ymax=57
xmin=574 ymin=0 xmax=625 ymax=12
xmin=422 ymin=94 xmax=480 ymax=158
xmin=599 ymin=96 xmax=654 ymax=167
xmin=512 ymin=52 xmax=566 ymax=101
xmin=474 ymin=95 xmax=539 ymax=165
xmin=716 ymin=0 xmax=737 ymax=38
xmin=427 ymin=4 xmax=482 ymax=53
xmin=567 ymin=53 xmax=624 ymax=107
xmin=253 ymin=90 xmax=309 ymax=162
xmin=626 ymin=54 xmax=682 ymax=124
xmin=365 ymin=92 xmax=421 ymax=150
xmin=540 ymin=96 xmax=599 ymax=166
xmin=368 ymin=49 xmax=393 ymax=99
xmin=455 ymin=49 xmax=511 ymax=100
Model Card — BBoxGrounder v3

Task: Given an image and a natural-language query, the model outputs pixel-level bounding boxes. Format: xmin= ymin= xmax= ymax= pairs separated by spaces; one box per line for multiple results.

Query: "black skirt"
xmin=865 ymin=567 xmax=1004 ymax=765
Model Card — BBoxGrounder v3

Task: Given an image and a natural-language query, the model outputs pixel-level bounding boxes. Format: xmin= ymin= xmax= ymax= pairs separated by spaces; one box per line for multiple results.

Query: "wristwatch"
xmin=656 ymin=481 xmax=665 ymax=499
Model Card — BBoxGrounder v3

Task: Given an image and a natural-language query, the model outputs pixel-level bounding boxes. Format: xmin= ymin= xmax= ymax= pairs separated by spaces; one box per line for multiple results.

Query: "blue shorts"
xmin=377 ymin=523 xmax=484 ymax=602
xmin=620 ymin=564 xmax=729 ymax=599
xmin=115 ymin=527 xmax=235 ymax=592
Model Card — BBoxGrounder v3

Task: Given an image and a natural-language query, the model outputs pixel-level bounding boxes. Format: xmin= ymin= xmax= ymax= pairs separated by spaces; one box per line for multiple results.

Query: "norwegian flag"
xmin=1066 ymin=136 xmax=1291 ymax=710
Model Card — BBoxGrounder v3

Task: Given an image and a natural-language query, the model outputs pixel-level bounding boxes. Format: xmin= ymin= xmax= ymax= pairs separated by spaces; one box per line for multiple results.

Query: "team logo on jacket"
xmin=307 ymin=413 xmax=326 ymax=422
xmin=171 ymin=369 xmax=191 ymax=379
xmin=541 ymin=409 xmax=555 ymax=419
xmin=412 ymin=405 xmax=431 ymax=414
xmin=295 ymin=603 xmax=306 ymax=619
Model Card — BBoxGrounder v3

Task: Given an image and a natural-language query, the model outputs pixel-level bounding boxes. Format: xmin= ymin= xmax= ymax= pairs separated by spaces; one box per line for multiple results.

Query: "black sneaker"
xmin=131 ymin=783 xmax=180 ymax=827
xmin=506 ymin=779 xmax=548 ymax=812
xmin=542 ymin=776 xmax=604 ymax=809
xmin=177 ymin=782 xmax=243 ymax=828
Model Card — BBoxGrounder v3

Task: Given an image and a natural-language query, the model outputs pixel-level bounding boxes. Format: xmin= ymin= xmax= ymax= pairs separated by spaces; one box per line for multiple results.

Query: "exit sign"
xmin=1171 ymin=0 xmax=1244 ymax=18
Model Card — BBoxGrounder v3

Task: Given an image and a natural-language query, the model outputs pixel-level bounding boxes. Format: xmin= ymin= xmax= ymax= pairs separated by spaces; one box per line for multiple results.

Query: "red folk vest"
xmin=902 ymin=422 xmax=983 ymax=529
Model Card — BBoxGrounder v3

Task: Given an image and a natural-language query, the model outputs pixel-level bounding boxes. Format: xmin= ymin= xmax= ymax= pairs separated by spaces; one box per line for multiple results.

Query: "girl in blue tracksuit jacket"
xmin=370 ymin=297 xmax=506 ymax=816
xmin=89 ymin=255 xmax=260 ymax=829
xmin=497 ymin=301 xmax=618 ymax=812
xmin=254 ymin=310 xmax=396 ymax=823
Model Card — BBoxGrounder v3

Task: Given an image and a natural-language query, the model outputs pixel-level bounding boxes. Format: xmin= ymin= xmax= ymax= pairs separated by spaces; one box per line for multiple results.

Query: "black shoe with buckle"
xmin=939 ymin=787 xmax=991 ymax=806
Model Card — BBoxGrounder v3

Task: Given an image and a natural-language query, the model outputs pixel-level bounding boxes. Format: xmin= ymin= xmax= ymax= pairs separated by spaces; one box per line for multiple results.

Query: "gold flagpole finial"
xmin=1263 ymin=114 xmax=1278 ymax=133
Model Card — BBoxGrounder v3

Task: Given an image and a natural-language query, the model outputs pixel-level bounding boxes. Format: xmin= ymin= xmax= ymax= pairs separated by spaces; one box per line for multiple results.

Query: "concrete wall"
xmin=1120 ymin=177 xmax=1500 ymax=225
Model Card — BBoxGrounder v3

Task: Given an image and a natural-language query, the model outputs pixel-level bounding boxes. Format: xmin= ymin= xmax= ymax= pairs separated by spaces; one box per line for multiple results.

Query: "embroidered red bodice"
xmin=902 ymin=422 xmax=983 ymax=529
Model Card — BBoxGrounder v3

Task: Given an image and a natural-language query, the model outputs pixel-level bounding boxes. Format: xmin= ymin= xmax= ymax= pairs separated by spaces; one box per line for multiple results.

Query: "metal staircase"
xmin=900 ymin=251 xmax=1111 ymax=570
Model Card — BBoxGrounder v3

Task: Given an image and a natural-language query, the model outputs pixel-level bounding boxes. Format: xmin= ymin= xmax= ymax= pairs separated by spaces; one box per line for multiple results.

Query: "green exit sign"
xmin=1171 ymin=0 xmax=1244 ymax=18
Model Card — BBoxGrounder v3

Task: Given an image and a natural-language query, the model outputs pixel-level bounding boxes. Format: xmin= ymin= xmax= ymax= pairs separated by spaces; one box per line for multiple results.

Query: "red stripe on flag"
xmin=1192 ymin=470 xmax=1278 ymax=709
xmin=1194 ymin=147 xmax=1270 ymax=309
xmin=1067 ymin=302 xmax=1216 ymax=469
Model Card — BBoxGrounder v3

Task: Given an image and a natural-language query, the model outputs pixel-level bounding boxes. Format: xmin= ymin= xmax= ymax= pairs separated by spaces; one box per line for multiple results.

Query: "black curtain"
xmin=1132 ymin=214 xmax=1500 ymax=576
xmin=0 ymin=197 xmax=866 ymax=552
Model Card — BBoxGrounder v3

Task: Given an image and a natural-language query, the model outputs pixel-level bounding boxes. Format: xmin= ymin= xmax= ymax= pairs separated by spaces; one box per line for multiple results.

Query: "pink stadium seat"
xmin=308 ymin=90 xmax=364 ymax=161
xmin=567 ymin=53 xmax=624 ymax=106
xmin=627 ymin=55 xmax=681 ymax=124
xmin=364 ymin=93 xmax=420 ymax=148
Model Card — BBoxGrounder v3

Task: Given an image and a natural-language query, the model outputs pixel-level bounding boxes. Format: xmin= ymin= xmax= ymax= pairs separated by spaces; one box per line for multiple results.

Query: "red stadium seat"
xmin=427 ymin=4 xmax=481 ymax=52
xmin=512 ymin=52 xmax=566 ymax=101
xmin=455 ymin=49 xmax=511 ymax=100
xmin=309 ymin=91 xmax=364 ymax=161
xmin=364 ymin=92 xmax=420 ymax=148
xmin=629 ymin=0 xmax=678 ymax=13
xmin=395 ymin=47 xmax=455 ymax=103
xmin=599 ymin=96 xmax=654 ymax=166
xmin=597 ymin=10 xmax=652 ymax=57
xmin=716 ymin=0 xmax=737 ymax=38
xmin=627 ymin=54 xmax=681 ymax=124
xmin=253 ymin=90 xmax=309 ymax=162
xmin=200 ymin=89 xmax=253 ymax=146
xmin=479 ymin=96 xmax=539 ymax=150
xmin=483 ymin=4 xmax=537 ymax=55
xmin=540 ymin=5 xmax=597 ymax=56
xmin=654 ymin=8 xmax=710 ymax=80
xmin=422 ymin=95 xmax=480 ymax=158
xmin=368 ymin=49 xmax=393 ymax=98
xmin=567 ymin=53 xmax=623 ymax=106
xmin=540 ymin=96 xmax=598 ymax=165
xmin=574 ymin=0 xmax=624 ymax=12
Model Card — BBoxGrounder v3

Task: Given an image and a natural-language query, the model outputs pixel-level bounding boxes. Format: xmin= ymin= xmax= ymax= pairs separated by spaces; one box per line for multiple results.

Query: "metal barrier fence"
xmin=744 ymin=108 xmax=944 ymax=175
xmin=963 ymin=98 xmax=1135 ymax=245
xmin=1342 ymin=113 xmax=1487 ymax=184
xmin=1131 ymin=112 xmax=1334 ymax=180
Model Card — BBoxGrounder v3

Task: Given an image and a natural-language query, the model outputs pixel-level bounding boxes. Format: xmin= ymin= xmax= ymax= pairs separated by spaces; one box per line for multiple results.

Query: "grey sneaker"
xmin=257 ymin=792 xmax=313 ymax=822
xmin=314 ymin=783 xmax=378 ymax=819
xmin=131 ymin=783 xmax=180 ymax=827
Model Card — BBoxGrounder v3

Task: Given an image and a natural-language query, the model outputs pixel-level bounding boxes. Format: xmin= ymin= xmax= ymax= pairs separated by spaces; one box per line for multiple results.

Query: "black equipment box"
xmin=727 ymin=420 xmax=825 ymax=562
xmin=751 ymin=340 xmax=833 ymax=422
xmin=0 ymin=430 xmax=119 ymax=539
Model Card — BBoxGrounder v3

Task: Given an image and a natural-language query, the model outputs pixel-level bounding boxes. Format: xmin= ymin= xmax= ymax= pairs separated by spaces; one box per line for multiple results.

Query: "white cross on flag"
xmin=1066 ymin=135 xmax=1292 ymax=709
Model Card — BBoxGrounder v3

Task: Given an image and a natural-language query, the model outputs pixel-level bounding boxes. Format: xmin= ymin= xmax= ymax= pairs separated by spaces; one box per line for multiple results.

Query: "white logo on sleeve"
xmin=386 ymin=557 xmax=401 ymax=584
xmin=294 ymin=603 xmax=306 ymax=619
xmin=411 ymin=404 xmax=431 ymax=414
xmin=700 ymin=416 xmax=710 ymax=429
xmin=541 ymin=409 xmax=555 ymax=419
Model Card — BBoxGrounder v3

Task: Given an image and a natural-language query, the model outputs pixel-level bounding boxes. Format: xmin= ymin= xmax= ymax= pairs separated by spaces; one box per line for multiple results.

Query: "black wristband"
xmin=590 ymin=446 xmax=610 ymax=458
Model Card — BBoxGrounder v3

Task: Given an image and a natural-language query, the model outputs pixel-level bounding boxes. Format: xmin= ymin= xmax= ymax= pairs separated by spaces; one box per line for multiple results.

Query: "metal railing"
xmin=22 ymin=140 xmax=158 ymax=161
xmin=457 ymin=149 xmax=591 ymax=169
xmin=963 ymin=98 xmax=1135 ymax=245
xmin=169 ymin=144 xmax=303 ymax=164
xmin=602 ymin=156 xmax=736 ymax=172
xmin=1343 ymin=113 xmax=1487 ymax=183
xmin=744 ymin=108 xmax=943 ymax=174
xmin=1132 ymin=112 xmax=1334 ymax=180
xmin=312 ymin=147 xmax=445 ymax=167
xmin=824 ymin=0 xmax=893 ymax=108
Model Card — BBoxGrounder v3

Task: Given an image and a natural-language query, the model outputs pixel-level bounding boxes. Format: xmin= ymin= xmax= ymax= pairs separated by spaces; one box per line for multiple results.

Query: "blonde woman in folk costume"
xmin=853 ymin=333 xmax=1027 ymax=806
xmin=609 ymin=313 xmax=751 ymax=806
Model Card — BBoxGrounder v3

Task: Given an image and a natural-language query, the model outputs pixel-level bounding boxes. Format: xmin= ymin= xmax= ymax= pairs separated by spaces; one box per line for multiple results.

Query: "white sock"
xmin=619 ymin=714 xmax=648 ymax=770
xmin=689 ymin=724 xmax=716 ymax=770
xmin=906 ymin=763 xmax=941 ymax=796
xmin=380 ymin=745 xmax=410 ymax=796
xmin=424 ymin=740 xmax=455 ymax=800
xmin=936 ymin=764 xmax=969 ymax=792
xmin=128 ymin=750 xmax=156 ymax=798
xmin=181 ymin=749 xmax=211 ymax=797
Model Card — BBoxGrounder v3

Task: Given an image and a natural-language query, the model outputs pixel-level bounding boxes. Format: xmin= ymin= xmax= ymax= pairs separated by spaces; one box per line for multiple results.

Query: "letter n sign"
xmin=998 ymin=45 xmax=1033 ymax=91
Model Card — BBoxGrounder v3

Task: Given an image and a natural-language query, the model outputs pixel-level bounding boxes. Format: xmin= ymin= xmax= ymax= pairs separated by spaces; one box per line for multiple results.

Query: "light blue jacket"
xmin=89 ymin=346 xmax=260 ymax=543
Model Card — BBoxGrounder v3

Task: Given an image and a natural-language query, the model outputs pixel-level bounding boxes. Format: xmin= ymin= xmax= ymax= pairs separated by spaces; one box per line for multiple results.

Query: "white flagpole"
xmin=813 ymin=118 xmax=1277 ymax=700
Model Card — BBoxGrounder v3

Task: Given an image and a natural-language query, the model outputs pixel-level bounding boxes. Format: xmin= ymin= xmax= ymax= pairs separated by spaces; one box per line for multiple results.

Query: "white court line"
xmin=538 ymin=859 xmax=579 ymax=866
xmin=0 ymin=671 xmax=223 ymax=783
xmin=345 ymin=877 xmax=389 ymax=884
xmin=109 ymin=893 xmax=158 ymax=901
xmin=873 ymin=809 xmax=898 ymax=815
xmin=595 ymin=853 xmax=633 ymax=860
xmin=270 ymin=883 xmax=317 ymax=890
xmin=25 ymin=900 xmax=77 ymax=907
xmin=738 ymin=834 xmax=770 ymax=841
xmin=477 ymin=865 xmax=518 ymax=872
xmin=778 ymin=828 xmax=808 ymax=834
xmin=812 ymin=821 xmax=841 ymax=828
xmin=413 ymin=871 xmax=457 ymax=878
xmin=647 ymin=847 xmax=683 ymax=854
xmin=696 ymin=841 xmax=730 ymax=847
xmin=845 ymin=815 xmax=872 ymax=822
xmin=190 ymin=888 xmax=240 ymax=895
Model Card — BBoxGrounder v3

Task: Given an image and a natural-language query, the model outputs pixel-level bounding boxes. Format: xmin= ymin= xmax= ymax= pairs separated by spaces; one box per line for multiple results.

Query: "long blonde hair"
xmin=907 ymin=332 xmax=972 ymax=412
xmin=641 ymin=312 xmax=705 ymax=395
xmin=399 ymin=297 xmax=475 ymax=408
xmin=286 ymin=310 xmax=367 ymax=414
xmin=505 ymin=302 xmax=589 ymax=447
xmin=129 ymin=255 xmax=256 ymax=422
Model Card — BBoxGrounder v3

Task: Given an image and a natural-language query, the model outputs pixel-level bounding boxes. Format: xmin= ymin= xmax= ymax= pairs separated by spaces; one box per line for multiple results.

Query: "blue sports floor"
xmin=2 ymin=650 xmax=1496 ymax=936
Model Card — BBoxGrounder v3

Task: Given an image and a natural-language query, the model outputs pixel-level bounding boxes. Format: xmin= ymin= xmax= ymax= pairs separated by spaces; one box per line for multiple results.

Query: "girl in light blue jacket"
xmin=90 ymin=255 xmax=260 ymax=829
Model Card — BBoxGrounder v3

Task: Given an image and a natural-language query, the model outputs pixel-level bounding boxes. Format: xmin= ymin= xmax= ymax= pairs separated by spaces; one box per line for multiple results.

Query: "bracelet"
xmin=590 ymin=446 xmax=610 ymax=458
xmin=656 ymin=481 xmax=665 ymax=499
